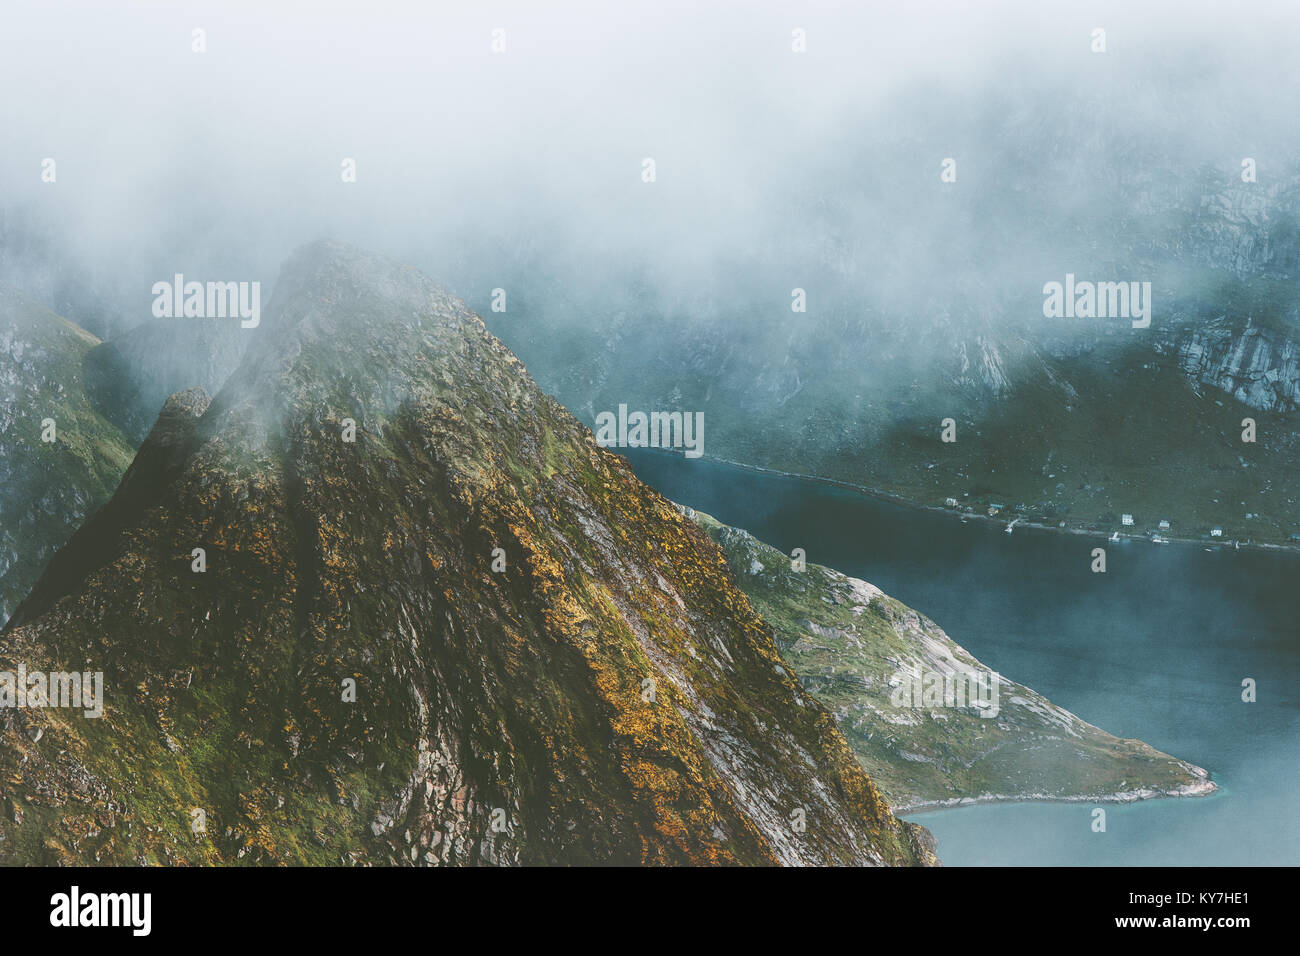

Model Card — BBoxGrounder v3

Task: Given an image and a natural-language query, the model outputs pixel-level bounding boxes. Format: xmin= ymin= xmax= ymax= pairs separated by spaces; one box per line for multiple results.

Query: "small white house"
xmin=1121 ymin=514 xmax=1134 ymax=526
xmin=1211 ymin=527 xmax=1223 ymax=537
xmin=1158 ymin=519 xmax=1171 ymax=531
xmin=945 ymin=497 xmax=959 ymax=508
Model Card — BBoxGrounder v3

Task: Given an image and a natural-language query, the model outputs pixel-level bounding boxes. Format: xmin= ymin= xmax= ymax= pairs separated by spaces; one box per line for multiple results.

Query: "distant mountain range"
xmin=480 ymin=168 xmax=1300 ymax=546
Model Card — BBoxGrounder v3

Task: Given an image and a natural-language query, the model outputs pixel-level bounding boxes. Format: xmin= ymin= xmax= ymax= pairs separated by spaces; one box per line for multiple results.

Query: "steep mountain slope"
xmin=0 ymin=286 xmax=135 ymax=625
xmin=694 ymin=511 xmax=1215 ymax=811
xmin=83 ymin=317 xmax=249 ymax=443
xmin=0 ymin=242 xmax=934 ymax=866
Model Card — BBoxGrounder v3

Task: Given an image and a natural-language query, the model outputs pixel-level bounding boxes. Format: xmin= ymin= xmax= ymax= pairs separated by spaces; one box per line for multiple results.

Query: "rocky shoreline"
xmin=897 ymin=773 xmax=1219 ymax=815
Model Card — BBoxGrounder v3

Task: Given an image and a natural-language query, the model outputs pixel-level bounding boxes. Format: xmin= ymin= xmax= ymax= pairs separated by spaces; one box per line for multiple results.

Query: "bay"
xmin=624 ymin=448 xmax=1300 ymax=865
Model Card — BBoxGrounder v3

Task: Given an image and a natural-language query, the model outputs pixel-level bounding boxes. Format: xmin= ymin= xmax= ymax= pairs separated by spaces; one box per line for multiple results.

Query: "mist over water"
xmin=625 ymin=447 xmax=1300 ymax=865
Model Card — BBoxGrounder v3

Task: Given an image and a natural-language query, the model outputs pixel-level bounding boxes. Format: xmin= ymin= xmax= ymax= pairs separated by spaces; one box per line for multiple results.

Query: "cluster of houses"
xmin=1126 ymin=514 xmax=1229 ymax=542
xmin=1115 ymin=514 xmax=1171 ymax=543
xmin=1118 ymin=514 xmax=1188 ymax=543
xmin=936 ymin=497 xmax=1300 ymax=545
xmin=940 ymin=496 xmax=1241 ymax=543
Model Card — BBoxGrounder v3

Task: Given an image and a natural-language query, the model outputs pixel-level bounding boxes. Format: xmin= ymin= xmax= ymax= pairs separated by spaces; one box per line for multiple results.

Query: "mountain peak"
xmin=258 ymin=240 xmax=478 ymax=342
xmin=1 ymin=247 xmax=934 ymax=866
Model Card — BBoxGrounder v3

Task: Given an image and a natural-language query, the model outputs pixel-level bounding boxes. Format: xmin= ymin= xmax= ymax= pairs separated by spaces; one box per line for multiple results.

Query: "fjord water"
xmin=624 ymin=449 xmax=1300 ymax=865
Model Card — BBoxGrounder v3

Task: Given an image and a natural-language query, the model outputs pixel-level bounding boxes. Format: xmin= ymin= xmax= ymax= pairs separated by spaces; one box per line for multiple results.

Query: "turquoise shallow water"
xmin=623 ymin=448 xmax=1300 ymax=865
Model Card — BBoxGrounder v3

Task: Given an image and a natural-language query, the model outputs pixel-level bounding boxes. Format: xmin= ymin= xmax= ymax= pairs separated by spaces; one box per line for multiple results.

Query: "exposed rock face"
xmin=693 ymin=511 xmax=1215 ymax=812
xmin=1176 ymin=176 xmax=1300 ymax=281
xmin=953 ymin=335 xmax=1013 ymax=398
xmin=0 ymin=242 xmax=934 ymax=866
xmin=0 ymin=286 xmax=135 ymax=625
xmin=1169 ymin=317 xmax=1300 ymax=413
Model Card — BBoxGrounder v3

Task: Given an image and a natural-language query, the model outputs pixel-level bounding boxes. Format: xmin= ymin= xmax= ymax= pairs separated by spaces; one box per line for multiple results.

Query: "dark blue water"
xmin=624 ymin=448 xmax=1300 ymax=865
